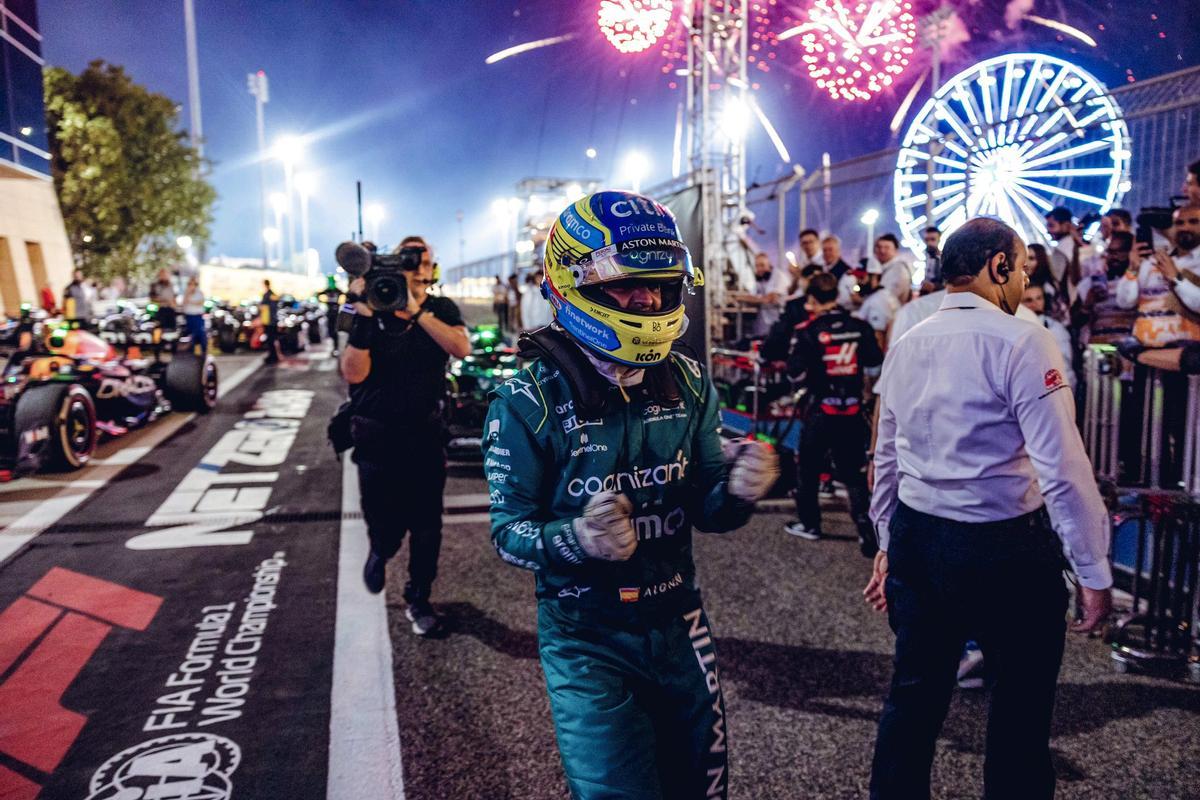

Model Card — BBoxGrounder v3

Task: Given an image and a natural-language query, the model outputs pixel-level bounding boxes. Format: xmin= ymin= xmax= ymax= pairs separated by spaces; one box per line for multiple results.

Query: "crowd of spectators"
xmin=740 ymin=159 xmax=1200 ymax=492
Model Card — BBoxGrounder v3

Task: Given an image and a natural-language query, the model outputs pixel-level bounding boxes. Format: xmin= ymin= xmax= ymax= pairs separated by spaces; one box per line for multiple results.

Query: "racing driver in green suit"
xmin=484 ymin=190 xmax=779 ymax=799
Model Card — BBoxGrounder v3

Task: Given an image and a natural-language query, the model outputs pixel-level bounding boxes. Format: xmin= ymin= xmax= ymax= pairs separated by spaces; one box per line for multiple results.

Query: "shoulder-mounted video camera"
xmin=335 ymin=241 xmax=425 ymax=312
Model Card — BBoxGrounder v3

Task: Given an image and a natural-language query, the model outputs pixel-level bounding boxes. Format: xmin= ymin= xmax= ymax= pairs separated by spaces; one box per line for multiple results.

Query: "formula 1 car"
xmin=0 ymin=316 xmax=217 ymax=476
xmin=444 ymin=325 xmax=518 ymax=458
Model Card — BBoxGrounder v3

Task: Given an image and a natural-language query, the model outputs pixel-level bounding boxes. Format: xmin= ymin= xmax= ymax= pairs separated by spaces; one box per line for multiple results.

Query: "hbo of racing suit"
xmin=786 ymin=309 xmax=882 ymax=541
xmin=484 ymin=347 xmax=752 ymax=800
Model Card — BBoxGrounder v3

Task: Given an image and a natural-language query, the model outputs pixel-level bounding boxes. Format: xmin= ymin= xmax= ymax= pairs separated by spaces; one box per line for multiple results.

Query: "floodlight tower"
xmin=683 ymin=0 xmax=751 ymax=314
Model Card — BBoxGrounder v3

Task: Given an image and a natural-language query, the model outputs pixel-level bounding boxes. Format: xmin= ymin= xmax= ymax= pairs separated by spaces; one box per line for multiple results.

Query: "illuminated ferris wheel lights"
xmin=894 ymin=54 xmax=1130 ymax=253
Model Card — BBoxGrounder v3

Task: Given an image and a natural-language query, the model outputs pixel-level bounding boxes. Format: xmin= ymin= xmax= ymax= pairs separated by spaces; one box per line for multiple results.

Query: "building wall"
xmin=0 ymin=172 xmax=73 ymax=315
xmin=0 ymin=0 xmax=73 ymax=317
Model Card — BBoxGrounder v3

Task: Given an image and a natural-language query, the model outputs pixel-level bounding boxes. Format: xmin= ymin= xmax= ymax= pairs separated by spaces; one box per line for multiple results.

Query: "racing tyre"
xmin=13 ymin=383 xmax=97 ymax=471
xmin=165 ymin=355 xmax=218 ymax=413
xmin=217 ymin=327 xmax=239 ymax=354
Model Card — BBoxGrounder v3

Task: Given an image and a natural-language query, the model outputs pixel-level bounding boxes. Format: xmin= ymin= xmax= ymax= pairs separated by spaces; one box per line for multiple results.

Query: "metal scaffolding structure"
xmin=681 ymin=0 xmax=752 ymax=351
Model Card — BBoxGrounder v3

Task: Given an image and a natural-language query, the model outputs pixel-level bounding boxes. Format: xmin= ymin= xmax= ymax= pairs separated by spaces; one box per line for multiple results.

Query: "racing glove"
xmin=573 ymin=491 xmax=637 ymax=562
xmin=728 ymin=440 xmax=780 ymax=503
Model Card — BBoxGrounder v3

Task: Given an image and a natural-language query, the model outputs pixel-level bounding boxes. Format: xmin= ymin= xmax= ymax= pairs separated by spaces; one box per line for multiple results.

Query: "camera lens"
xmin=368 ymin=274 xmax=406 ymax=312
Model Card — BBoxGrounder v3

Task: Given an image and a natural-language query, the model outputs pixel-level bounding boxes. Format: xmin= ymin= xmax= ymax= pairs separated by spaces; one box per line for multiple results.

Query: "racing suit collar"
xmin=576 ymin=343 xmax=646 ymax=387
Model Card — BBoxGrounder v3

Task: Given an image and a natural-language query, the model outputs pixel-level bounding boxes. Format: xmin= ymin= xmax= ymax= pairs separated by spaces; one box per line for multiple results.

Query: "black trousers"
xmin=794 ymin=411 xmax=872 ymax=540
xmin=353 ymin=430 xmax=447 ymax=604
xmin=870 ymin=503 xmax=1069 ymax=800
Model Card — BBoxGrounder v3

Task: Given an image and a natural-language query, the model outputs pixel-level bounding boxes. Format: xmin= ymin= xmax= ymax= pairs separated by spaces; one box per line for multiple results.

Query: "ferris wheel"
xmin=894 ymin=53 xmax=1131 ymax=254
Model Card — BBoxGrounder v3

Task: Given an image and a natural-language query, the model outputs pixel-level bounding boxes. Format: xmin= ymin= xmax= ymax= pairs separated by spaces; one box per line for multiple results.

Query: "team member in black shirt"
xmin=340 ymin=235 xmax=470 ymax=634
xmin=783 ymin=273 xmax=883 ymax=554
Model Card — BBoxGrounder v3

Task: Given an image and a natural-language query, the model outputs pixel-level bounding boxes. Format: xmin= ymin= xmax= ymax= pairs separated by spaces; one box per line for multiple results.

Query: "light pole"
xmin=183 ymin=0 xmax=203 ymax=159
xmin=295 ymin=172 xmax=316 ymax=253
xmin=263 ymin=227 xmax=281 ymax=267
xmin=456 ymin=209 xmax=465 ymax=267
xmin=270 ymin=192 xmax=288 ymax=269
xmin=246 ymin=70 xmax=270 ymax=269
xmin=861 ymin=209 xmax=880 ymax=260
xmin=274 ymin=135 xmax=304 ymax=271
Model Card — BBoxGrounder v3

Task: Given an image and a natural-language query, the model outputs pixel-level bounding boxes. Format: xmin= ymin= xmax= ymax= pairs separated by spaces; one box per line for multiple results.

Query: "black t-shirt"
xmin=349 ymin=295 xmax=463 ymax=425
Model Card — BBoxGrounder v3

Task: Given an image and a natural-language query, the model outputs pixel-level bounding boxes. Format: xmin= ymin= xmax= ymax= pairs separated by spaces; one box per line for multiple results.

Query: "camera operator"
xmin=340 ymin=236 xmax=470 ymax=635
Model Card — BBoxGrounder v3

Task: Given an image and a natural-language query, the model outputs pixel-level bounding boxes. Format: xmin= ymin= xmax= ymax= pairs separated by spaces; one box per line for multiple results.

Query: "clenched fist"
xmin=728 ymin=440 xmax=780 ymax=503
xmin=574 ymin=491 xmax=637 ymax=561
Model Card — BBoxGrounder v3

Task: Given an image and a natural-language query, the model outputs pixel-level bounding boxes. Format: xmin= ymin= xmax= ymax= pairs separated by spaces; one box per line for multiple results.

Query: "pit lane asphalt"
xmin=1 ymin=344 xmax=1197 ymax=800
xmin=400 ymin=482 xmax=1200 ymax=795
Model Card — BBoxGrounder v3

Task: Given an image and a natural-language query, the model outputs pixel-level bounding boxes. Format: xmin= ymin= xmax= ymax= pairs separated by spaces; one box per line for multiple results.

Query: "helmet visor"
xmin=571 ymin=238 xmax=695 ymax=288
xmin=578 ymin=275 xmax=685 ymax=314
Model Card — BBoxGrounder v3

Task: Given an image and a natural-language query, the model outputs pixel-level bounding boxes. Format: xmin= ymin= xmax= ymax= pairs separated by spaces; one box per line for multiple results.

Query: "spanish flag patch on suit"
xmin=619 ymin=587 xmax=640 ymax=603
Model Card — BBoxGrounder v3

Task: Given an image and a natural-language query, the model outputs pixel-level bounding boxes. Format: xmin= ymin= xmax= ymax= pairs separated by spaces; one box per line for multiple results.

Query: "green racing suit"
xmin=484 ymin=348 xmax=752 ymax=799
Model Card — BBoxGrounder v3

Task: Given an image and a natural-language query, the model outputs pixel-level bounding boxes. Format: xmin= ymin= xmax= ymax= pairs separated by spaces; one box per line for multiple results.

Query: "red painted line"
xmin=0 ymin=612 xmax=110 ymax=773
xmin=0 ymin=597 xmax=61 ymax=676
xmin=0 ymin=764 xmax=41 ymax=800
xmin=26 ymin=567 xmax=162 ymax=631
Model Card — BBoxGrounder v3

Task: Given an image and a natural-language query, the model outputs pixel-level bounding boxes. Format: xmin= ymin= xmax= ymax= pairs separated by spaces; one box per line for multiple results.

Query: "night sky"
xmin=38 ymin=0 xmax=1200 ymax=269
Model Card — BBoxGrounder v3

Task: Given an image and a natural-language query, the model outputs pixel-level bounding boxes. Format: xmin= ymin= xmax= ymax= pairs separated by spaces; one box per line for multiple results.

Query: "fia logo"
xmin=87 ymin=734 xmax=241 ymax=800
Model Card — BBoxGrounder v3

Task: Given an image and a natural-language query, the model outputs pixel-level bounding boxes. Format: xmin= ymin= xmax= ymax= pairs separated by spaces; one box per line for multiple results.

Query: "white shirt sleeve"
xmin=1114 ymin=270 xmax=1141 ymax=310
xmin=1173 ymin=278 xmax=1200 ymax=314
xmin=870 ymin=374 xmax=899 ymax=550
xmin=1006 ymin=328 xmax=1113 ymax=589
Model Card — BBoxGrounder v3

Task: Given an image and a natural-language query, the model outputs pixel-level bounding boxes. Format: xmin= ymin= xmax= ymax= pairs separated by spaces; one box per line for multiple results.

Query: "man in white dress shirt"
xmin=863 ymin=217 xmax=1112 ymax=800
xmin=869 ymin=234 xmax=913 ymax=304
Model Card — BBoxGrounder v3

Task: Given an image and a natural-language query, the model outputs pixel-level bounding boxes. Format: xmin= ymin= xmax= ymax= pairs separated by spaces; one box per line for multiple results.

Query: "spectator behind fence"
xmin=1027 ymin=243 xmax=1071 ymax=326
xmin=820 ymin=235 xmax=857 ymax=311
xmin=1045 ymin=206 xmax=1085 ymax=303
xmin=798 ymin=228 xmax=826 ymax=270
xmin=1116 ymin=204 xmax=1200 ymax=347
xmin=869 ymin=234 xmax=913 ymax=304
xmin=921 ymin=226 xmax=942 ymax=286
xmin=1077 ymin=231 xmax=1139 ymax=347
xmin=1185 ymin=158 xmax=1200 ymax=206
xmin=734 ymin=251 xmax=791 ymax=339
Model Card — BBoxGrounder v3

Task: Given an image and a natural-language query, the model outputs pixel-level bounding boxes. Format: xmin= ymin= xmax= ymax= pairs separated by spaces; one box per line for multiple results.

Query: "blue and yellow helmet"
xmin=542 ymin=190 xmax=702 ymax=366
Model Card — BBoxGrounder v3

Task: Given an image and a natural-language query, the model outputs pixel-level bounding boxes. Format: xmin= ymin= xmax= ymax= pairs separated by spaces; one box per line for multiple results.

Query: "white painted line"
xmin=329 ymin=454 xmax=406 ymax=800
xmin=444 ymin=493 xmax=490 ymax=510
xmin=442 ymin=511 xmax=492 ymax=525
xmin=0 ymin=357 xmax=262 ymax=564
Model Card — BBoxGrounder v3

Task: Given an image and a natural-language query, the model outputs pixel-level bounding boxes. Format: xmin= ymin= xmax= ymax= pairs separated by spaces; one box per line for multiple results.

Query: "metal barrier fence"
xmin=1108 ymin=496 xmax=1200 ymax=681
xmin=1082 ymin=344 xmax=1200 ymax=494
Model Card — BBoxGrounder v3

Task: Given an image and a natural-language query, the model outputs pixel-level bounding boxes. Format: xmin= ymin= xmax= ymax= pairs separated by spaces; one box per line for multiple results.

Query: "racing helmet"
xmin=542 ymin=190 xmax=702 ymax=367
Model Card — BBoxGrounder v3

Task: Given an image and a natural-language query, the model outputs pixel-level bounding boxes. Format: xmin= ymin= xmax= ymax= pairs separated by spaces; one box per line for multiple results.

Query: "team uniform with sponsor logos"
xmin=785 ymin=309 xmax=883 ymax=546
xmin=484 ymin=345 xmax=750 ymax=800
